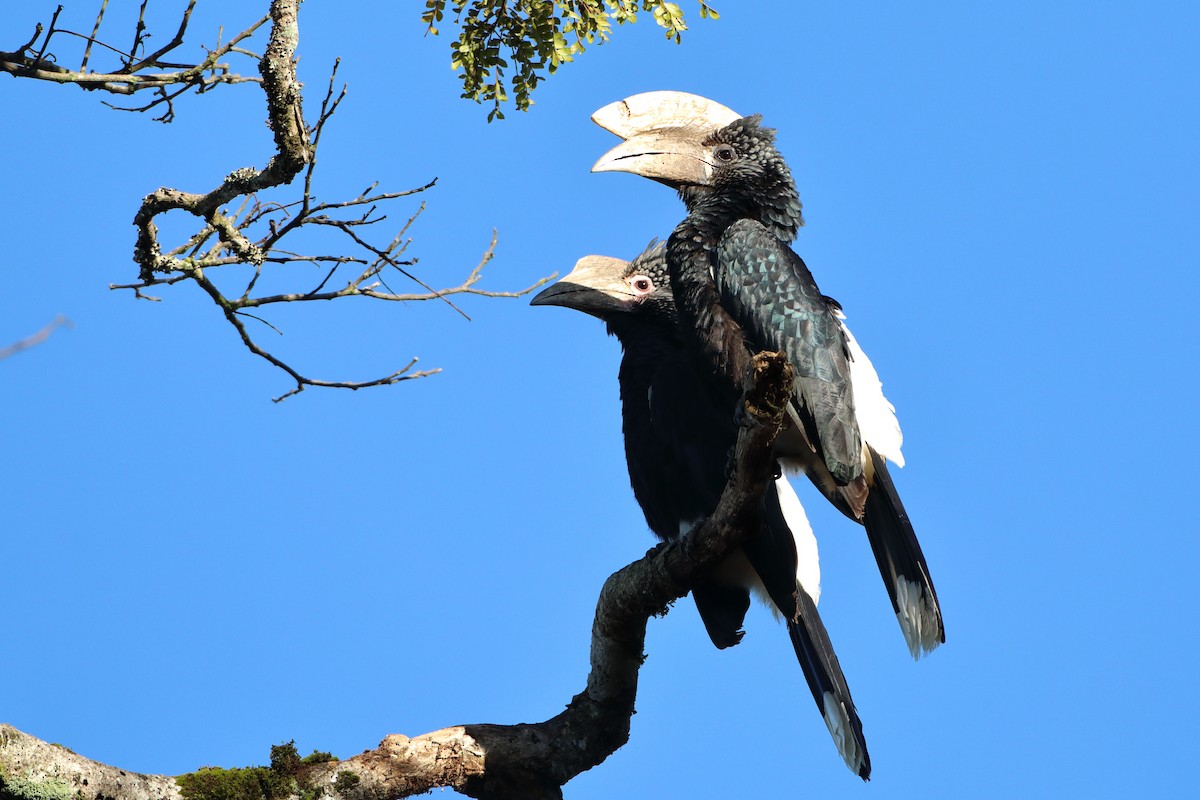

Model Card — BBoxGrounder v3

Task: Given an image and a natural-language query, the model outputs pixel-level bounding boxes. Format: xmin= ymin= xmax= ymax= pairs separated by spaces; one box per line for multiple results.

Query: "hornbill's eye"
xmin=628 ymin=275 xmax=654 ymax=294
xmin=712 ymin=144 xmax=736 ymax=163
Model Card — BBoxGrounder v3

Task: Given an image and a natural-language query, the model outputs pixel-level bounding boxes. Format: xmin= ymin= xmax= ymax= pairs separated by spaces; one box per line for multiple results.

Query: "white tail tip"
xmin=822 ymin=691 xmax=867 ymax=777
xmin=894 ymin=576 xmax=943 ymax=659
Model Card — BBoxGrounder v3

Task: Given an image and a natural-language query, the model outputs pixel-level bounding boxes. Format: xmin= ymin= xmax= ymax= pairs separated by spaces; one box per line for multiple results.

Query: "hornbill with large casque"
xmin=591 ymin=92 xmax=944 ymax=658
xmin=531 ymin=243 xmax=870 ymax=779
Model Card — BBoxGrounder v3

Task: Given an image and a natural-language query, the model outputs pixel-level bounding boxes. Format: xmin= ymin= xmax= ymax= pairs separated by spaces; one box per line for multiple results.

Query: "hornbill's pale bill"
xmin=531 ymin=244 xmax=870 ymax=779
xmin=590 ymin=92 xmax=944 ymax=659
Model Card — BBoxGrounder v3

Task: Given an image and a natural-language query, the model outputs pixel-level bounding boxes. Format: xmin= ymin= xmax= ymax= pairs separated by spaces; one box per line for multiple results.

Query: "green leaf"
xmin=429 ymin=0 xmax=717 ymax=117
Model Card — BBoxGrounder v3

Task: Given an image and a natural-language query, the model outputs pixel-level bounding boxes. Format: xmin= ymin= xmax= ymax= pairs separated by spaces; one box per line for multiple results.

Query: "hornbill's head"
xmin=590 ymin=91 xmax=804 ymax=240
xmin=530 ymin=242 xmax=675 ymax=327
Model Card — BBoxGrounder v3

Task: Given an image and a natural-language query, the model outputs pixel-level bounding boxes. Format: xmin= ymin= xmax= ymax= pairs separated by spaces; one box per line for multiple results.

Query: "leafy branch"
xmin=422 ymin=0 xmax=719 ymax=120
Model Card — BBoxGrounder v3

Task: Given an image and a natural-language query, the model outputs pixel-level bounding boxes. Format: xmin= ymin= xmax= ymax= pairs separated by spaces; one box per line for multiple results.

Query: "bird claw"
xmin=733 ymin=400 xmax=750 ymax=427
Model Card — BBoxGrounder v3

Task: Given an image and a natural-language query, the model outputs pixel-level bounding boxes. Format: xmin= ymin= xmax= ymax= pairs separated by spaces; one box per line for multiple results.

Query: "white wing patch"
xmin=836 ymin=311 xmax=905 ymax=468
xmin=713 ymin=477 xmax=818 ymax=620
xmin=776 ymin=477 xmax=820 ymax=606
xmin=682 ymin=478 xmax=818 ymax=620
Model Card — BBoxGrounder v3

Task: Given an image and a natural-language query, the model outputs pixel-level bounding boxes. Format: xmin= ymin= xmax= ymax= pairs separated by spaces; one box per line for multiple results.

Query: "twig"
xmin=30 ymin=5 xmax=64 ymax=71
xmin=79 ymin=0 xmax=107 ymax=72
xmin=0 ymin=4 xmax=267 ymax=107
xmin=124 ymin=0 xmax=197 ymax=73
xmin=0 ymin=315 xmax=72 ymax=361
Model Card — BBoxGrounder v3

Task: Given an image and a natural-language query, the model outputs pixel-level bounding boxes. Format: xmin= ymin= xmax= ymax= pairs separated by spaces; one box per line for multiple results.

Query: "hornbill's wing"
xmin=716 ymin=219 xmax=863 ymax=485
xmin=771 ymin=301 xmax=946 ymax=658
xmin=834 ymin=302 xmax=945 ymax=657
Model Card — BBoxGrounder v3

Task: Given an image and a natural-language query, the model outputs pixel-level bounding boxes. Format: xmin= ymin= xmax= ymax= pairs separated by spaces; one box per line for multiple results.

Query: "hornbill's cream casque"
xmin=531 ymin=243 xmax=870 ymax=779
xmin=591 ymin=92 xmax=944 ymax=659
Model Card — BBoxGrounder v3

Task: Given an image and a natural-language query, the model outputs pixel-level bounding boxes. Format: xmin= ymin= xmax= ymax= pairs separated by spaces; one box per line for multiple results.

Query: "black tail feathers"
xmin=787 ymin=585 xmax=871 ymax=780
xmin=862 ymin=447 xmax=945 ymax=658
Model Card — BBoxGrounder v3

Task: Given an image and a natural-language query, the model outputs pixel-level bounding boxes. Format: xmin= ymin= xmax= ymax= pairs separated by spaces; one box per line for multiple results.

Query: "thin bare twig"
xmin=0 ymin=315 xmax=72 ymax=361
xmin=31 ymin=6 xmax=64 ymax=70
xmin=0 ymin=3 xmax=266 ymax=109
xmin=124 ymin=0 xmax=196 ymax=73
xmin=79 ymin=0 xmax=107 ymax=72
xmin=124 ymin=0 xmax=149 ymax=70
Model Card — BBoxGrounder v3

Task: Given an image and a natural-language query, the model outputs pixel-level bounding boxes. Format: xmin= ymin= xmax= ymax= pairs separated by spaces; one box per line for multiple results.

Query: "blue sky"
xmin=3 ymin=1 xmax=1198 ymax=797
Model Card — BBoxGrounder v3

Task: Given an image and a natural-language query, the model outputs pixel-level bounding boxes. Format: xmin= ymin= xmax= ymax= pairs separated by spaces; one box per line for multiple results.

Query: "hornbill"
xmin=591 ymin=92 xmax=944 ymax=659
xmin=532 ymin=243 xmax=870 ymax=779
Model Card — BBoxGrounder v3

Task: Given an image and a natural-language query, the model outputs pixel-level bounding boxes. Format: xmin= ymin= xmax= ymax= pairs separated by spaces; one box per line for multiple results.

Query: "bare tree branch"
xmin=114 ymin=35 xmax=549 ymax=400
xmin=7 ymin=2 xmax=552 ymax=399
xmin=0 ymin=315 xmax=72 ymax=361
xmin=0 ymin=0 xmax=553 ymax=400
xmin=0 ymin=352 xmax=795 ymax=800
xmin=0 ymin=1 xmax=264 ymax=120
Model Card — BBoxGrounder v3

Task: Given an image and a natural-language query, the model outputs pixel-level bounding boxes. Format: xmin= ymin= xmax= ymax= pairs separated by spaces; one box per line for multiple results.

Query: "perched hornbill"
xmin=531 ymin=243 xmax=870 ymax=779
xmin=591 ymin=92 xmax=944 ymax=659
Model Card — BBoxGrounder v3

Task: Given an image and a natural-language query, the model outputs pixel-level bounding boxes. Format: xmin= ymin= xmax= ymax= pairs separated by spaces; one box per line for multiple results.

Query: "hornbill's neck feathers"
xmin=685 ymin=115 xmax=805 ymax=244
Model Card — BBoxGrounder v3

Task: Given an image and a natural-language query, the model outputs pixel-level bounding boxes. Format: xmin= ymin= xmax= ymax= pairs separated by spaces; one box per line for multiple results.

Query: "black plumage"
xmin=532 ymin=244 xmax=870 ymax=779
xmin=666 ymin=117 xmax=863 ymax=487
xmin=592 ymin=103 xmax=944 ymax=657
